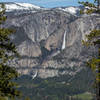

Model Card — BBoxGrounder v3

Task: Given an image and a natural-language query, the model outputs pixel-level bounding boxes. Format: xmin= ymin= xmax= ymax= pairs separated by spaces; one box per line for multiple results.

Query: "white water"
xmin=32 ymin=70 xmax=37 ymax=79
xmin=62 ymin=31 xmax=66 ymax=50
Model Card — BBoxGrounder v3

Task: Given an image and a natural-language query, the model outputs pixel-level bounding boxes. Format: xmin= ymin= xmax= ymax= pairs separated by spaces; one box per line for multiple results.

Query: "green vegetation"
xmin=0 ymin=4 xmax=21 ymax=100
xmin=79 ymin=0 xmax=100 ymax=14
xmin=14 ymin=68 xmax=95 ymax=100
xmin=79 ymin=0 xmax=100 ymax=100
xmin=73 ymin=92 xmax=94 ymax=100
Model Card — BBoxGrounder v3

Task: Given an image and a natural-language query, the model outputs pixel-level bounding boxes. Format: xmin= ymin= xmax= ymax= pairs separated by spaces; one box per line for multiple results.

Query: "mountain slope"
xmin=2 ymin=2 xmax=100 ymax=79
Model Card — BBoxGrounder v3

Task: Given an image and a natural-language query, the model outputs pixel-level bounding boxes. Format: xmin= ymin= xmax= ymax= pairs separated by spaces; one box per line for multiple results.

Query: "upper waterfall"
xmin=62 ymin=31 xmax=66 ymax=50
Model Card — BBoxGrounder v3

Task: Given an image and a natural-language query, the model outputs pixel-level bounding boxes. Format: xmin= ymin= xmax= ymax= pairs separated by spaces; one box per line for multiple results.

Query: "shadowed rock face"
xmin=5 ymin=8 xmax=100 ymax=78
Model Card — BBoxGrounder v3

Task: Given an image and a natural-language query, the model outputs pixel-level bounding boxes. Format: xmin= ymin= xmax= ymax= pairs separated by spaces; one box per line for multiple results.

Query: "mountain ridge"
xmin=2 ymin=2 xmax=100 ymax=78
xmin=0 ymin=2 xmax=81 ymax=15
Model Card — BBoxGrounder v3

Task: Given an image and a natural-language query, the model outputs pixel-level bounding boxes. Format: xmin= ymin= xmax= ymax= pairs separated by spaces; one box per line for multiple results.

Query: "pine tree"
xmin=95 ymin=0 xmax=100 ymax=9
xmin=79 ymin=0 xmax=100 ymax=14
xmin=0 ymin=3 xmax=21 ymax=100
xmin=82 ymin=30 xmax=100 ymax=100
xmin=79 ymin=0 xmax=100 ymax=100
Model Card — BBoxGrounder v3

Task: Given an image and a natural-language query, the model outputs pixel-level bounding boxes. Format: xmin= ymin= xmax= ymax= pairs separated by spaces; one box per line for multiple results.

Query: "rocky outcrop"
xmin=4 ymin=5 xmax=100 ymax=78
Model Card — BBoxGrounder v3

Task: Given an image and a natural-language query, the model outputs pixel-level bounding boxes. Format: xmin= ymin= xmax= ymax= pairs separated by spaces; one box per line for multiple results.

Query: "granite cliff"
xmin=3 ymin=2 xmax=100 ymax=78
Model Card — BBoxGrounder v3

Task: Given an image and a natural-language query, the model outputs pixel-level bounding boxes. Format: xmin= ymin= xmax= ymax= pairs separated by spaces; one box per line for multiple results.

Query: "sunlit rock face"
xmin=4 ymin=2 xmax=100 ymax=78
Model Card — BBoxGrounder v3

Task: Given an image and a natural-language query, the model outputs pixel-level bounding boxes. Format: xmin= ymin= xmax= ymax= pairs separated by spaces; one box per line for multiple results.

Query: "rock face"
xmin=4 ymin=3 xmax=100 ymax=78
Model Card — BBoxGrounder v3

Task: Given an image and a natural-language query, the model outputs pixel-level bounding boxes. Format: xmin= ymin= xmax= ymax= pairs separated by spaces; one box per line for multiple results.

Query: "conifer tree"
xmin=0 ymin=3 xmax=21 ymax=100
xmin=79 ymin=0 xmax=100 ymax=14
xmin=95 ymin=0 xmax=100 ymax=9
xmin=79 ymin=0 xmax=100 ymax=100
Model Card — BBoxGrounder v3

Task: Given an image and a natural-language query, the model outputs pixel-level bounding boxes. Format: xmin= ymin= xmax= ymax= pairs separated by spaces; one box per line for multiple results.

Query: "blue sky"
xmin=0 ymin=0 xmax=94 ymax=8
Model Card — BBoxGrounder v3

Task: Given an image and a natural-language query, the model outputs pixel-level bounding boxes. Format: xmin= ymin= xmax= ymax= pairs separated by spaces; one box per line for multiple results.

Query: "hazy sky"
xmin=0 ymin=0 xmax=94 ymax=8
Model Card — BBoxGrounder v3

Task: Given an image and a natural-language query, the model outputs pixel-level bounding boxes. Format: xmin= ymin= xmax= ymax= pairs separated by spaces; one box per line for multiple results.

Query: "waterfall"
xmin=62 ymin=31 xmax=66 ymax=50
xmin=32 ymin=70 xmax=37 ymax=79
